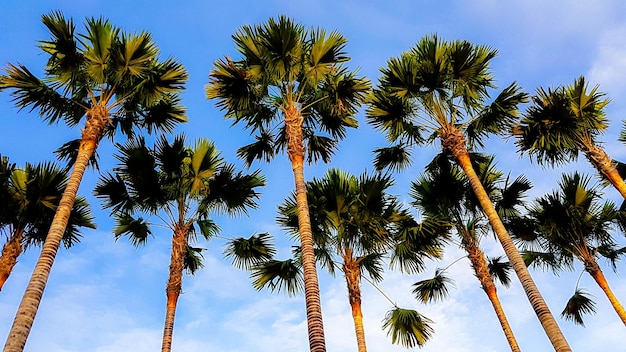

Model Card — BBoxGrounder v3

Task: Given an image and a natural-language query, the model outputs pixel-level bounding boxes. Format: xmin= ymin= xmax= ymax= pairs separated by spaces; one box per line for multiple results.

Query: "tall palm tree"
xmin=205 ymin=16 xmax=370 ymax=351
xmin=0 ymin=12 xmax=187 ymax=350
xmin=366 ymin=34 xmax=571 ymax=351
xmin=275 ymin=168 xmax=441 ymax=352
xmin=514 ymin=77 xmax=626 ymax=199
xmin=410 ymin=153 xmax=528 ymax=352
xmin=94 ymin=135 xmax=269 ymax=352
xmin=0 ymin=159 xmax=94 ymax=291
xmin=522 ymin=172 xmax=626 ymax=325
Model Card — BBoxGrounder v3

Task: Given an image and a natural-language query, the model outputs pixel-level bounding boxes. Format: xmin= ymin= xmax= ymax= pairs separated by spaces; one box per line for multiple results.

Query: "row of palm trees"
xmin=1 ymin=12 xmax=625 ymax=352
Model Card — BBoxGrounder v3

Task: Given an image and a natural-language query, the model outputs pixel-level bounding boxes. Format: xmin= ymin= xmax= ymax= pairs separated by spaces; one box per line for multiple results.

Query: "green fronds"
xmin=382 ymin=307 xmax=434 ymax=348
xmin=224 ymin=233 xmax=276 ymax=270
xmin=561 ymin=289 xmax=597 ymax=326
xmin=250 ymin=259 xmax=303 ymax=296
xmin=412 ymin=268 xmax=454 ymax=303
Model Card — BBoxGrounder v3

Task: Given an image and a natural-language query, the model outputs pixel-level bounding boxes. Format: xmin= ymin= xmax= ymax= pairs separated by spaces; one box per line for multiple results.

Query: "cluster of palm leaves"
xmin=2 ymin=11 xmax=626 ymax=352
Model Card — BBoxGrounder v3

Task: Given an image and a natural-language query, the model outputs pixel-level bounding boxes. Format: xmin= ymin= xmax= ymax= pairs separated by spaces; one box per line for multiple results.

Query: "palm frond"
xmin=250 ymin=259 xmax=303 ymax=296
xmin=224 ymin=233 xmax=276 ymax=270
xmin=561 ymin=289 xmax=597 ymax=326
xmin=487 ymin=256 xmax=512 ymax=287
xmin=412 ymin=268 xmax=454 ymax=303
xmin=382 ymin=307 xmax=434 ymax=348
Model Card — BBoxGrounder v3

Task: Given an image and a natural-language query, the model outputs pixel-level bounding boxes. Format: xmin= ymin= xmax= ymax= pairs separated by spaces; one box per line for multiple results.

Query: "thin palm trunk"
xmin=285 ymin=104 xmax=326 ymax=352
xmin=4 ymin=105 xmax=108 ymax=352
xmin=0 ymin=228 xmax=24 ymax=291
xmin=343 ymin=258 xmax=367 ymax=352
xmin=161 ymin=225 xmax=187 ymax=352
xmin=3 ymin=139 xmax=96 ymax=352
xmin=443 ymin=127 xmax=571 ymax=352
xmin=585 ymin=259 xmax=626 ymax=325
xmin=464 ymin=239 xmax=520 ymax=352
xmin=583 ymin=143 xmax=626 ymax=200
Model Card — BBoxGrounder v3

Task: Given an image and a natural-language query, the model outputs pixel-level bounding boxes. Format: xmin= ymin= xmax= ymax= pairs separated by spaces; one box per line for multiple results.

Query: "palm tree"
xmin=366 ymin=34 xmax=571 ymax=351
xmin=0 ymin=159 xmax=94 ymax=291
xmin=94 ymin=135 xmax=269 ymax=352
xmin=0 ymin=12 xmax=187 ymax=350
xmin=266 ymin=169 xmax=443 ymax=351
xmin=410 ymin=153 xmax=528 ymax=352
xmin=514 ymin=77 xmax=626 ymax=199
xmin=522 ymin=172 xmax=626 ymax=325
xmin=277 ymin=169 xmax=440 ymax=351
xmin=205 ymin=16 xmax=370 ymax=351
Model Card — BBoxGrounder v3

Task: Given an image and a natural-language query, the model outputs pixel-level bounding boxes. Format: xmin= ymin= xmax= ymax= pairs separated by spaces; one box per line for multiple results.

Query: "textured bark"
xmin=161 ymin=224 xmax=188 ymax=352
xmin=0 ymin=229 xmax=24 ymax=291
xmin=441 ymin=126 xmax=571 ymax=352
xmin=3 ymin=104 xmax=107 ymax=352
xmin=343 ymin=256 xmax=367 ymax=352
xmin=464 ymin=239 xmax=520 ymax=352
xmin=583 ymin=143 xmax=626 ymax=200
xmin=585 ymin=259 xmax=626 ymax=325
xmin=285 ymin=103 xmax=326 ymax=352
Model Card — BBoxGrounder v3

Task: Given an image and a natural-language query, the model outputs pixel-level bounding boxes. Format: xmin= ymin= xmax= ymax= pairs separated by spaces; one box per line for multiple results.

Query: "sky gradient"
xmin=2 ymin=1 xmax=626 ymax=351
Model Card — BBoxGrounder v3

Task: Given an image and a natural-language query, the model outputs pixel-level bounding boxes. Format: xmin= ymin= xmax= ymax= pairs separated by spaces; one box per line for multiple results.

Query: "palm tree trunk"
xmin=3 ymin=140 xmax=96 ymax=352
xmin=584 ymin=143 xmax=626 ymax=200
xmin=3 ymin=105 xmax=108 ymax=352
xmin=585 ymin=259 xmax=626 ymax=325
xmin=343 ymin=258 xmax=367 ymax=352
xmin=0 ymin=229 xmax=24 ymax=291
xmin=285 ymin=104 xmax=326 ymax=352
xmin=161 ymin=225 xmax=187 ymax=352
xmin=442 ymin=127 xmax=571 ymax=352
xmin=464 ymin=239 xmax=520 ymax=352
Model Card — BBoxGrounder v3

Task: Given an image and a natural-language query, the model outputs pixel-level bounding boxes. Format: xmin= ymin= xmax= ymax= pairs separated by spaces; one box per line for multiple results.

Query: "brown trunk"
xmin=285 ymin=103 xmax=326 ymax=352
xmin=585 ymin=258 xmax=626 ymax=325
xmin=343 ymin=256 xmax=367 ymax=352
xmin=3 ymin=104 xmax=108 ymax=352
xmin=161 ymin=224 xmax=188 ymax=352
xmin=0 ymin=229 xmax=24 ymax=291
xmin=442 ymin=126 xmax=571 ymax=351
xmin=464 ymin=238 xmax=520 ymax=352
xmin=584 ymin=143 xmax=626 ymax=200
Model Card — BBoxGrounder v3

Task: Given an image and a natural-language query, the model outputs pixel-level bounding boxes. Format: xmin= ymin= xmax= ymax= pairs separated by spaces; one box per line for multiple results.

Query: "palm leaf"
xmin=488 ymin=256 xmax=512 ymax=287
xmin=250 ymin=259 xmax=303 ymax=296
xmin=382 ymin=307 xmax=434 ymax=348
xmin=561 ymin=289 xmax=597 ymax=326
xmin=113 ymin=214 xmax=152 ymax=246
xmin=412 ymin=268 xmax=454 ymax=303
xmin=183 ymin=245 xmax=205 ymax=275
xmin=224 ymin=233 xmax=276 ymax=270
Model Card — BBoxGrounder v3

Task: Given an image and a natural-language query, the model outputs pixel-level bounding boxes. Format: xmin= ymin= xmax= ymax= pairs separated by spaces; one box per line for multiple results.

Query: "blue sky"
xmin=2 ymin=1 xmax=626 ymax=351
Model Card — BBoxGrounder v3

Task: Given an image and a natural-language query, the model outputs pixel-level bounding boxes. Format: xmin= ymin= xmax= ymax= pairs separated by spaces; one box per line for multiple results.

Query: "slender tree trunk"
xmin=285 ymin=104 xmax=326 ymax=352
xmin=585 ymin=259 xmax=626 ymax=325
xmin=161 ymin=225 xmax=188 ymax=352
xmin=464 ymin=238 xmax=520 ymax=352
xmin=441 ymin=127 xmax=571 ymax=352
xmin=0 ymin=229 xmax=24 ymax=291
xmin=343 ymin=258 xmax=367 ymax=352
xmin=584 ymin=143 xmax=626 ymax=200
xmin=3 ymin=105 xmax=108 ymax=352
